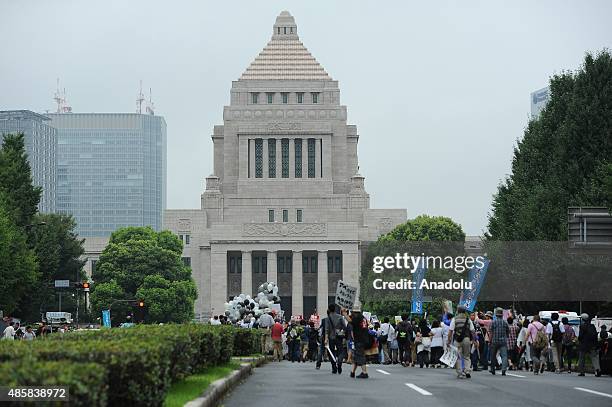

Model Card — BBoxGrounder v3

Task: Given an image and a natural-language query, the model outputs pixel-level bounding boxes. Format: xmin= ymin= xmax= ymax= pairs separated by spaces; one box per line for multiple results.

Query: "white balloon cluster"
xmin=223 ymin=282 xmax=281 ymax=323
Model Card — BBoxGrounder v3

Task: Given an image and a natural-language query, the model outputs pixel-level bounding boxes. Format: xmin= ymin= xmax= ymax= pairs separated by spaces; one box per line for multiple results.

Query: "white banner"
xmin=334 ymin=280 xmax=357 ymax=310
xmin=440 ymin=346 xmax=458 ymax=367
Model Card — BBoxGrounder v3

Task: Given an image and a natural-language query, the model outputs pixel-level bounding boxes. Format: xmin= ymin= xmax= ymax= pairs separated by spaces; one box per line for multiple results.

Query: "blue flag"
xmin=411 ymin=263 xmax=427 ymax=314
xmin=102 ymin=309 xmax=111 ymax=328
xmin=458 ymin=258 xmax=490 ymax=311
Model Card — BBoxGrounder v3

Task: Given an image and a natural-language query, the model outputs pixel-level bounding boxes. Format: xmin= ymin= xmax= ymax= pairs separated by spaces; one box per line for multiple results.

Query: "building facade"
xmin=530 ymin=86 xmax=550 ymax=118
xmin=47 ymin=113 xmax=166 ymax=237
xmin=164 ymin=11 xmax=407 ymax=320
xmin=0 ymin=110 xmax=57 ymax=213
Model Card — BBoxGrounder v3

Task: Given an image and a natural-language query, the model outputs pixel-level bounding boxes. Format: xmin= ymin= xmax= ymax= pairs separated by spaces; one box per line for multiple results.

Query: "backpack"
xmin=562 ymin=325 xmax=575 ymax=345
xmin=551 ymin=322 xmax=563 ymax=343
xmin=533 ymin=326 xmax=548 ymax=350
xmin=396 ymin=322 xmax=411 ymax=341
xmin=454 ymin=316 xmax=471 ymax=342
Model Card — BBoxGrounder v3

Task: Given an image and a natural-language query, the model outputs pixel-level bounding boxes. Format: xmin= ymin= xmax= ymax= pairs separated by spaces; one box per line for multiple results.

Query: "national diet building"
xmin=164 ymin=11 xmax=406 ymax=319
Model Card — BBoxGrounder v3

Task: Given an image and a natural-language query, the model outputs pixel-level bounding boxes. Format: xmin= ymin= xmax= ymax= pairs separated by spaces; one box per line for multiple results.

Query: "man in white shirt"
xmin=379 ymin=317 xmax=395 ymax=364
xmin=209 ymin=315 xmax=222 ymax=325
xmin=2 ymin=322 xmax=16 ymax=340
xmin=546 ymin=312 xmax=565 ymax=373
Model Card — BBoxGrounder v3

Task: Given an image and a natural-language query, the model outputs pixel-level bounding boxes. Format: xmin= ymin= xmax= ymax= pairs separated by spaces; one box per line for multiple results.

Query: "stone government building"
xmin=164 ymin=11 xmax=406 ymax=319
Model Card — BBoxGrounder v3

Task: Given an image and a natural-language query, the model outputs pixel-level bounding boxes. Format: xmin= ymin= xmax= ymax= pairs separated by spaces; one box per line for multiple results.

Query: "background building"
xmin=47 ymin=113 xmax=166 ymax=237
xmin=0 ymin=110 xmax=57 ymax=213
xmin=164 ymin=11 xmax=407 ymax=320
xmin=530 ymin=86 xmax=550 ymax=118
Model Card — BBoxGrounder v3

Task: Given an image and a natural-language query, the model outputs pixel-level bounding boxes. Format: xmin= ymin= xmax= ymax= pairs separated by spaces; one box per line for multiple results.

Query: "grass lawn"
xmin=164 ymin=361 xmax=241 ymax=407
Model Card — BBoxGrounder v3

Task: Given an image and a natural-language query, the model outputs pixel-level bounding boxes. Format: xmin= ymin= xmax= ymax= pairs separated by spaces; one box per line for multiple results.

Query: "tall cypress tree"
xmin=488 ymin=50 xmax=612 ymax=240
xmin=0 ymin=133 xmax=41 ymax=229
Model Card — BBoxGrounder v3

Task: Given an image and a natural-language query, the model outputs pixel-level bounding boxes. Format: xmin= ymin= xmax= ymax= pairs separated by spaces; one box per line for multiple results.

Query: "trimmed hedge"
xmin=0 ymin=325 xmax=263 ymax=407
xmin=0 ymin=359 xmax=107 ymax=407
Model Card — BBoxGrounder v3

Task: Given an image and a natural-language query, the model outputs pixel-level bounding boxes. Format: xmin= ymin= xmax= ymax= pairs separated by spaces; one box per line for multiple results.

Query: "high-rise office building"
xmin=47 ymin=113 xmax=166 ymax=237
xmin=0 ymin=110 xmax=57 ymax=213
xmin=530 ymin=86 xmax=550 ymax=118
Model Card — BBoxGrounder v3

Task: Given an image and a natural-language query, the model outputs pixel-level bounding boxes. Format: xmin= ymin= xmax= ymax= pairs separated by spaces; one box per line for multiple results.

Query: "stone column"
xmin=241 ymin=251 xmax=252 ymax=297
xmin=267 ymin=250 xmax=278 ymax=284
xmin=249 ymin=139 xmax=255 ymax=178
xmin=342 ymin=248 xmax=361 ymax=307
xmin=210 ymin=249 xmax=228 ymax=317
xmin=292 ymin=250 xmax=303 ymax=317
xmin=317 ymin=250 xmax=328 ymax=314
xmin=315 ymin=138 xmax=322 ymax=178
xmin=302 ymin=139 xmax=308 ymax=178
xmin=263 ymin=138 xmax=269 ymax=179
xmin=289 ymin=138 xmax=295 ymax=179
xmin=239 ymin=136 xmax=248 ymax=179
xmin=276 ymin=139 xmax=282 ymax=180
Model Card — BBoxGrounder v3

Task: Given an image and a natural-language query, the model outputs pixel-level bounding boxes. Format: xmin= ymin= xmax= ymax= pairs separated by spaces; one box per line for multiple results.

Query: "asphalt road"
xmin=222 ymin=361 xmax=612 ymax=407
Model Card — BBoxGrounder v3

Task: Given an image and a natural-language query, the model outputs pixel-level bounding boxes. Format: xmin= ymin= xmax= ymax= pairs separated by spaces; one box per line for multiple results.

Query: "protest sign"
xmin=335 ymin=280 xmax=357 ymax=309
xmin=440 ymin=346 xmax=458 ymax=367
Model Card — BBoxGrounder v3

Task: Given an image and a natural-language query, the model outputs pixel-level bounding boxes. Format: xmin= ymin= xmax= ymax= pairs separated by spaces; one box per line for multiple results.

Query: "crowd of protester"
xmin=209 ymin=305 xmax=612 ymax=380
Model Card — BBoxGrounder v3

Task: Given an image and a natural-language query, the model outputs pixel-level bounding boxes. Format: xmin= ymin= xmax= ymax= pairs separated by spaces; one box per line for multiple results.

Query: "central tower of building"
xmin=164 ymin=11 xmax=406 ymax=319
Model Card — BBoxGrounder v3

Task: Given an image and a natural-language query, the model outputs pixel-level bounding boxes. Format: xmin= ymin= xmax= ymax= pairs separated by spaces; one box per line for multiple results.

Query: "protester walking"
xmin=577 ymin=313 xmax=601 ymax=377
xmin=489 ymin=308 xmax=510 ymax=375
xmin=324 ymin=303 xmax=346 ymax=374
xmin=527 ymin=315 xmax=548 ymax=375
xmin=2 ymin=322 xmax=15 ymax=341
xmin=396 ymin=314 xmax=413 ymax=367
xmin=348 ymin=307 xmax=369 ymax=379
xmin=271 ymin=319 xmax=284 ymax=362
xmin=561 ymin=317 xmax=576 ymax=373
xmin=546 ymin=312 xmax=565 ymax=373
xmin=448 ymin=305 xmax=475 ymax=379
xmin=430 ymin=320 xmax=445 ymax=367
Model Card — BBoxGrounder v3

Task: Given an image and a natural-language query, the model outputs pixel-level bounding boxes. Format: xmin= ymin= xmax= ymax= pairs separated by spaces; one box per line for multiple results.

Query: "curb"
xmin=184 ymin=356 xmax=266 ymax=407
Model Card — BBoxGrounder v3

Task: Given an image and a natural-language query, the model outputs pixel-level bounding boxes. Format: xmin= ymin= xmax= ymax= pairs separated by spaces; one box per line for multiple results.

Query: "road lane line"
xmin=376 ymin=369 xmax=391 ymax=375
xmin=575 ymin=387 xmax=612 ymax=399
xmin=506 ymin=373 xmax=525 ymax=378
xmin=405 ymin=383 xmax=432 ymax=396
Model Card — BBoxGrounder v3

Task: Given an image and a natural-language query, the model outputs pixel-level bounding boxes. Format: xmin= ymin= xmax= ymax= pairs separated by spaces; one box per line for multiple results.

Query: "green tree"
xmin=0 ymin=134 xmax=41 ymax=230
xmin=488 ymin=50 xmax=612 ymax=240
xmin=91 ymin=227 xmax=197 ymax=323
xmin=0 ymin=195 xmax=38 ymax=315
xmin=360 ymin=215 xmax=466 ymax=317
xmin=89 ymin=279 xmax=128 ymax=323
xmin=17 ymin=214 xmax=86 ymax=321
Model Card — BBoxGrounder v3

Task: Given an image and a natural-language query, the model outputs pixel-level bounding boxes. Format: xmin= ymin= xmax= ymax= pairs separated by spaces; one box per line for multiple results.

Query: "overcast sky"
xmin=1 ymin=1 xmax=611 ymax=235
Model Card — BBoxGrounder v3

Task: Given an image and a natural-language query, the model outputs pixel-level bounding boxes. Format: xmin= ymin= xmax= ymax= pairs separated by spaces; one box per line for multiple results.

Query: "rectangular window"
xmin=267 ymin=92 xmax=274 ymax=104
xmin=278 ymin=254 xmax=292 ymax=273
xmin=297 ymin=92 xmax=304 ymax=104
xmin=185 ymin=234 xmax=190 ymax=245
xmin=182 ymin=257 xmax=191 ymax=267
xmin=268 ymin=139 xmax=276 ymax=178
xmin=307 ymin=138 xmax=316 ymax=178
xmin=268 ymin=209 xmax=275 ymax=222
xmin=281 ymin=92 xmax=288 ymax=104
xmin=281 ymin=139 xmax=289 ymax=178
xmin=251 ymin=93 xmax=259 ymax=104
xmin=294 ymin=139 xmax=302 ymax=178
xmin=255 ymin=139 xmax=263 ymax=178
xmin=282 ymin=209 xmax=288 ymax=222
xmin=311 ymin=92 xmax=319 ymax=104
xmin=296 ymin=209 xmax=303 ymax=223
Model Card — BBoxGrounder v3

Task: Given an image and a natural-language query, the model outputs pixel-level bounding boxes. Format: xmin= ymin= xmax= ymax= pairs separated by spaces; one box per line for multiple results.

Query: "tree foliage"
xmin=360 ymin=215 xmax=466 ymax=318
xmin=487 ymin=50 xmax=612 ymax=240
xmin=0 ymin=134 xmax=41 ymax=229
xmin=91 ymin=227 xmax=197 ymax=323
xmin=0 ymin=195 xmax=38 ymax=315
xmin=18 ymin=213 xmax=85 ymax=320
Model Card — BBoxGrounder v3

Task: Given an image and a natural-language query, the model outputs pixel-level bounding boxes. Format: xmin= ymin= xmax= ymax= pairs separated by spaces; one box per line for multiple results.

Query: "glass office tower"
xmin=0 ymin=110 xmax=57 ymax=213
xmin=47 ymin=113 xmax=166 ymax=237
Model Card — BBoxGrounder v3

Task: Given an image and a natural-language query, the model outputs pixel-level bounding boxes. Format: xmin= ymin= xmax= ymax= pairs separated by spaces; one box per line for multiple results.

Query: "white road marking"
xmin=405 ymin=383 xmax=432 ymax=396
xmin=506 ymin=373 xmax=526 ymax=378
xmin=574 ymin=387 xmax=612 ymax=399
xmin=376 ymin=369 xmax=391 ymax=375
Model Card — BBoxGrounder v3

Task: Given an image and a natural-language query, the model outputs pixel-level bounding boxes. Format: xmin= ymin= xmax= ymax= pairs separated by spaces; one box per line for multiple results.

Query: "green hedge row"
xmin=0 ymin=325 xmax=265 ymax=407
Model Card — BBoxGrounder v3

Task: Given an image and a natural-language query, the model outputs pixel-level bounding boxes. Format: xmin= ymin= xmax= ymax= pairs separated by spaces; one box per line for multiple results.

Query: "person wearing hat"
xmin=488 ymin=307 xmax=510 ymax=375
xmin=577 ymin=313 xmax=601 ymax=377
xmin=447 ymin=305 xmax=476 ymax=378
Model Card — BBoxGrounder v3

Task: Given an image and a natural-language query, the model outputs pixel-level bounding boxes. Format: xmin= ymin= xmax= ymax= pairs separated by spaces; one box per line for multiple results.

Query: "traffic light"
xmin=138 ymin=300 xmax=145 ymax=308
xmin=82 ymin=282 xmax=90 ymax=292
xmin=74 ymin=281 xmax=91 ymax=291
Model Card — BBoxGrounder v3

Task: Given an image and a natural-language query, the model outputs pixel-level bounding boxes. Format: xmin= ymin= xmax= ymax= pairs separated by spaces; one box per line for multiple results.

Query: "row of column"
xmin=211 ymin=249 xmax=359 ymax=317
xmin=248 ymin=138 xmax=322 ymax=179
